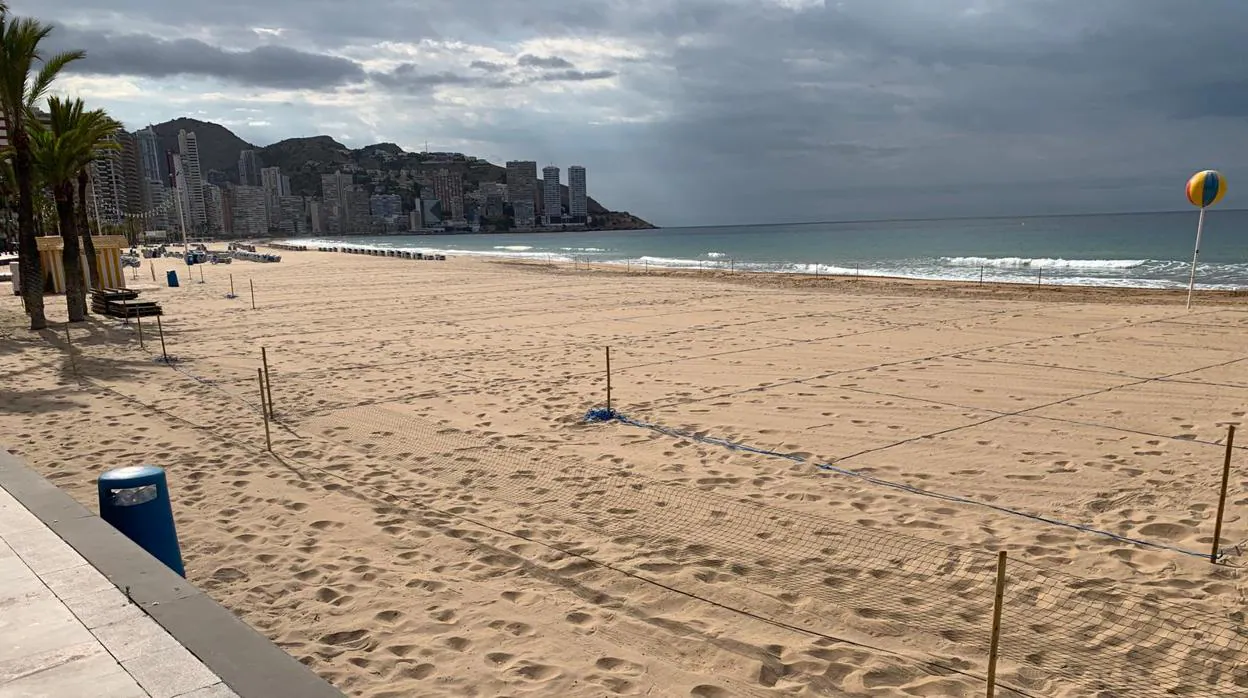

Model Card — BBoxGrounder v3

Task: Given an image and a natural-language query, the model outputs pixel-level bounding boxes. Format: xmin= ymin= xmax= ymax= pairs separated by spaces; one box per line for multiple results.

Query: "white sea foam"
xmin=636 ymin=256 xmax=714 ymax=267
xmin=493 ymin=245 xmax=533 ymax=251
xmin=705 ymin=251 xmax=727 ymax=258
xmin=943 ymin=256 xmax=1148 ymax=269
xmin=560 ymin=247 xmax=607 ymax=252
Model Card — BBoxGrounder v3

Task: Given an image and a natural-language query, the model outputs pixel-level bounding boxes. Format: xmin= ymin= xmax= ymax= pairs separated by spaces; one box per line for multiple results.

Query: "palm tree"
xmin=0 ymin=10 xmax=82 ymax=329
xmin=30 ymin=98 xmax=117 ymax=321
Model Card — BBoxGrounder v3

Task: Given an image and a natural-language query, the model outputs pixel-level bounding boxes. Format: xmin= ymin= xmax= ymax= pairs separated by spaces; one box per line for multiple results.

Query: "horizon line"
xmin=659 ymin=207 xmax=1248 ymax=230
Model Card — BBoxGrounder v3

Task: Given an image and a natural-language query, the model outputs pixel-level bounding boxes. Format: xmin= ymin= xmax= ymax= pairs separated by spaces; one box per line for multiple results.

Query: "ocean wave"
xmin=942 ymin=256 xmax=1148 ymax=269
xmin=494 ymin=245 xmax=533 ymax=251
xmin=636 ymin=255 xmax=724 ymax=267
xmin=560 ymin=247 xmax=607 ymax=252
xmin=705 ymin=251 xmax=727 ymax=258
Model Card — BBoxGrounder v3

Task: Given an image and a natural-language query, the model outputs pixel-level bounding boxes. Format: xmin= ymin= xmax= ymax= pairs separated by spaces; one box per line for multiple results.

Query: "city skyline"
xmin=115 ymin=123 xmax=598 ymax=236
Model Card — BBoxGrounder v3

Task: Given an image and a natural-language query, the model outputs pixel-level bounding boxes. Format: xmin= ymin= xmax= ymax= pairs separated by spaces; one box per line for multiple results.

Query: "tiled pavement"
xmin=0 ymin=484 xmax=237 ymax=698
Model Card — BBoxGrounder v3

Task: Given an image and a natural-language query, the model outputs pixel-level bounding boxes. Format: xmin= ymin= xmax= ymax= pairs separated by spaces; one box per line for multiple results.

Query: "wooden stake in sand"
xmin=980 ymin=265 xmax=985 ymax=286
xmin=199 ymin=264 xmax=205 ymax=284
xmin=986 ymin=550 xmax=1007 ymax=698
xmin=155 ymin=313 xmax=169 ymax=363
xmin=605 ymin=346 xmax=613 ymax=413
xmin=1036 ymin=268 xmax=1043 ymax=287
xmin=261 ymin=347 xmax=275 ymax=419
xmin=1212 ymin=424 xmax=1237 ymax=563
xmin=250 ymin=279 xmax=256 ymax=310
xmin=65 ymin=322 xmax=72 ymax=347
xmin=150 ymin=263 xmax=156 ymax=282
xmin=135 ymin=311 xmax=145 ymax=349
xmin=258 ymin=368 xmax=272 ymax=452
xmin=230 ymin=273 xmax=235 ymax=297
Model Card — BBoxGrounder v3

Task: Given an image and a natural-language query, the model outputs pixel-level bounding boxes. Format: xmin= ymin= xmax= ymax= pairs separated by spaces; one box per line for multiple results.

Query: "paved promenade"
xmin=0 ymin=450 xmax=344 ymax=698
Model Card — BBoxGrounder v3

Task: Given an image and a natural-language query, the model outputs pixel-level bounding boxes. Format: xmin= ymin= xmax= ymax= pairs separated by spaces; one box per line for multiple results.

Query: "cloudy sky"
xmin=20 ymin=0 xmax=1248 ymax=226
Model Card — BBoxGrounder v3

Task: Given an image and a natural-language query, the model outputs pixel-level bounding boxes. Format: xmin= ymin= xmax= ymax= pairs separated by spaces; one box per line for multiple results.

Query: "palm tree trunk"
xmin=54 ymin=182 xmax=87 ymax=322
xmin=12 ymin=127 xmax=46 ymax=330
xmin=77 ymin=169 xmax=101 ymax=290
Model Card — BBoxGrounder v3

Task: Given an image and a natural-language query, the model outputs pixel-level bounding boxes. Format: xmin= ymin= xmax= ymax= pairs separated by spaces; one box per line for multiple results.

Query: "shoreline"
xmin=278 ymin=238 xmax=1247 ymax=295
xmin=497 ymin=257 xmax=1248 ymax=306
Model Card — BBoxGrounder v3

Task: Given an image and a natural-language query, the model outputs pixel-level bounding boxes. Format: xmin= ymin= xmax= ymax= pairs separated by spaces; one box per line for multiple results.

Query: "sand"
xmin=2 ymin=249 xmax=1247 ymax=697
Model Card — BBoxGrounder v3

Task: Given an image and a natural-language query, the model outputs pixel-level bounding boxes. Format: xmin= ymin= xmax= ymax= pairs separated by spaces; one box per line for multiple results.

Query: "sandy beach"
xmin=2 ymin=249 xmax=1247 ymax=697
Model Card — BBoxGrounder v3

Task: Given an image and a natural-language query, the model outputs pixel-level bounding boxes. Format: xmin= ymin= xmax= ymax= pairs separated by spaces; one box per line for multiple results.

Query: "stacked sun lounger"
xmin=91 ymin=288 xmax=163 ymax=318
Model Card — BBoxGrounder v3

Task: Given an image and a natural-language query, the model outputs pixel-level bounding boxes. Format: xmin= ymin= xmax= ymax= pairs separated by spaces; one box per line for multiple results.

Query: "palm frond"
xmin=28 ymin=49 xmax=84 ymax=105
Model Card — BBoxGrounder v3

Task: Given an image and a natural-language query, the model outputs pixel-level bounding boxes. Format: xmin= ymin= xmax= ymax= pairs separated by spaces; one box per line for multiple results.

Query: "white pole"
xmin=172 ymin=157 xmax=190 ymax=258
xmin=86 ymin=168 xmax=102 ymax=289
xmin=1186 ymin=207 xmax=1206 ymax=310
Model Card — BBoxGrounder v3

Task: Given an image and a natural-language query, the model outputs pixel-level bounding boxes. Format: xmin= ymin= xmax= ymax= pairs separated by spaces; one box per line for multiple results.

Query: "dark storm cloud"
xmin=616 ymin=0 xmax=1248 ymax=223
xmin=48 ymin=28 xmax=367 ymax=88
xmin=373 ymin=62 xmax=614 ymax=93
xmin=469 ymin=60 xmax=508 ymax=73
xmin=20 ymin=0 xmax=1248 ymax=224
xmin=517 ymin=54 xmax=575 ymax=69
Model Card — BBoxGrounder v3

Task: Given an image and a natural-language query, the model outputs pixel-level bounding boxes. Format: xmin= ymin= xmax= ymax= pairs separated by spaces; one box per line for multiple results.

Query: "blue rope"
xmin=584 ymin=407 xmax=1213 ymax=560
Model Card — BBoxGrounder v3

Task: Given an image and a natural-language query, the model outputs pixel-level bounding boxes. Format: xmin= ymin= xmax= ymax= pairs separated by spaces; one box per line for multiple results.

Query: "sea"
xmin=288 ymin=210 xmax=1248 ymax=290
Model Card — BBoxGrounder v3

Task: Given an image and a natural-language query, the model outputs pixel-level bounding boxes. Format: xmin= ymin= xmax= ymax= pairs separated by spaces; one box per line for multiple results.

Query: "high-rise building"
xmin=370 ymin=194 xmax=402 ymax=221
xmin=89 ymin=132 xmax=128 ymax=226
xmin=260 ymin=167 xmax=288 ymax=196
xmin=542 ymin=165 xmax=561 ymax=225
xmin=0 ymin=110 xmax=52 ymax=149
xmin=205 ymin=184 xmax=226 ymax=234
xmin=133 ymin=127 xmax=169 ymax=229
xmin=229 ymin=186 xmax=268 ymax=237
xmin=505 ymin=160 xmax=537 ymax=228
xmin=277 ymin=196 xmax=307 ymax=235
xmin=568 ymin=165 xmax=587 ymax=221
xmin=150 ymin=180 xmax=171 ymax=231
xmin=135 ymin=128 xmax=165 ymax=184
xmin=321 ymin=171 xmax=352 ymax=232
xmin=177 ymin=129 xmax=207 ymax=229
xmin=345 ymin=190 xmax=371 ymax=233
xmin=479 ymin=182 xmax=507 ymax=219
xmin=309 ymin=201 xmax=327 ymax=234
xmin=238 ymin=150 xmax=262 ymax=186
xmin=117 ymin=132 xmax=145 ymax=218
xmin=229 ymin=185 xmax=268 ymax=236
xmin=260 ymin=166 xmax=289 ymax=229
xmin=432 ymin=169 xmax=464 ymax=220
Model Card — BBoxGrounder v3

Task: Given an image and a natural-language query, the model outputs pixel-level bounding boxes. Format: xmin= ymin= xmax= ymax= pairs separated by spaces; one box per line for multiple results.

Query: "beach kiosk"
xmin=36 ymin=234 xmax=129 ymax=292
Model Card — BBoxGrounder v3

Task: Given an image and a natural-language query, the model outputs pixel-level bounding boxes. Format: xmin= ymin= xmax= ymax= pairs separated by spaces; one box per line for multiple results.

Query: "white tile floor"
xmin=0 ymin=485 xmax=237 ymax=698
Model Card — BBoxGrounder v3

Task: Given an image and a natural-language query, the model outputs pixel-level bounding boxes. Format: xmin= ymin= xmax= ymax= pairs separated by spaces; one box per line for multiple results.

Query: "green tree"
xmin=29 ymin=98 xmax=117 ymax=321
xmin=0 ymin=8 xmax=83 ymax=329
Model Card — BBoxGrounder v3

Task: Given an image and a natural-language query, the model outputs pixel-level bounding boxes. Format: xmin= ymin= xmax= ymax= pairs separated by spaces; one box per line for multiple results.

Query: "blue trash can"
xmin=97 ymin=466 xmax=185 ymax=577
xmin=166 ymin=269 xmax=179 ymax=287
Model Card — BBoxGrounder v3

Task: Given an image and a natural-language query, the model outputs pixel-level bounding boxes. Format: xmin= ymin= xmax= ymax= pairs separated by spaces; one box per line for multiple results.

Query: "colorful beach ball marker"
xmin=1186 ymin=169 xmax=1227 ymax=208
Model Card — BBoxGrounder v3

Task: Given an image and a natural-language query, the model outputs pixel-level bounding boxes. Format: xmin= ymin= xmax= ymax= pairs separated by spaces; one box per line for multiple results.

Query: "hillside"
xmin=150 ymin=118 xmax=256 ymax=174
xmin=145 ymin=118 xmax=654 ymax=228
